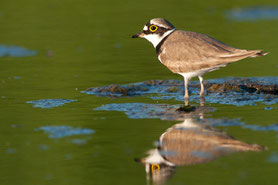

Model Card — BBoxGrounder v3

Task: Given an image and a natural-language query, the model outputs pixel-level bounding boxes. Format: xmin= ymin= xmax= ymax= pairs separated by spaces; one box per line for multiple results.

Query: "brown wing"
xmin=159 ymin=30 xmax=266 ymax=73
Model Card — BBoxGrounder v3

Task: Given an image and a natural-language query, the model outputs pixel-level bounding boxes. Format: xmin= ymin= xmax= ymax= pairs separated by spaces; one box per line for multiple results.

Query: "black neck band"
xmin=155 ymin=30 xmax=176 ymax=56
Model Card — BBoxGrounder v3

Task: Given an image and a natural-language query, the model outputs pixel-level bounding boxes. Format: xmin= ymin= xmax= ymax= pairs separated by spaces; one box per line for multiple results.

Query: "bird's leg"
xmin=200 ymin=96 xmax=205 ymax=107
xmin=177 ymin=77 xmax=197 ymax=112
xmin=184 ymin=78 xmax=189 ymax=106
xmin=198 ymin=76 xmax=206 ymax=106
xmin=198 ymin=76 xmax=205 ymax=97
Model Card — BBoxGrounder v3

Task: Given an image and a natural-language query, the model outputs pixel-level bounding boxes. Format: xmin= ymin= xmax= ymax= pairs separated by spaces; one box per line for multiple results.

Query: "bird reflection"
xmin=136 ymin=108 xmax=265 ymax=185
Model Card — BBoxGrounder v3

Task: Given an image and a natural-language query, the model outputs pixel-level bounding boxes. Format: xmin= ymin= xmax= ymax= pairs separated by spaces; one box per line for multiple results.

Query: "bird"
xmin=132 ymin=18 xmax=269 ymax=106
xmin=136 ymin=117 xmax=265 ymax=184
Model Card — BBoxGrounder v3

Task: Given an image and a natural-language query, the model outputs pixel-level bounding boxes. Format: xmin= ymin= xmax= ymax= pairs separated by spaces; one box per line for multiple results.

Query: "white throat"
xmin=142 ymin=29 xmax=175 ymax=48
xmin=143 ymin=149 xmax=175 ymax=173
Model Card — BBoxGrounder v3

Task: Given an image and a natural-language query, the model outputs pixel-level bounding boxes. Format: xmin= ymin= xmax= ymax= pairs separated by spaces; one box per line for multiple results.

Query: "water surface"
xmin=0 ymin=0 xmax=277 ymax=185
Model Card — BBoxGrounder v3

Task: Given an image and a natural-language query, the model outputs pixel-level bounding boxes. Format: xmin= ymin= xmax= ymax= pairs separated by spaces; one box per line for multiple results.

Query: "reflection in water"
xmin=137 ymin=109 xmax=265 ymax=184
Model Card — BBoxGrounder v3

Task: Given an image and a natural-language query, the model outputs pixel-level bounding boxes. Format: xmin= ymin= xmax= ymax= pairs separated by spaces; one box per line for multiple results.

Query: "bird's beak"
xmin=132 ymin=32 xmax=145 ymax=38
xmin=134 ymin=158 xmax=145 ymax=164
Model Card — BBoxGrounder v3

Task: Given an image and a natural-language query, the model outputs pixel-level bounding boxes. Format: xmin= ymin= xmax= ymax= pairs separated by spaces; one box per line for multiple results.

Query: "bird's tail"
xmin=219 ymin=49 xmax=269 ymax=63
xmin=249 ymin=50 xmax=269 ymax=57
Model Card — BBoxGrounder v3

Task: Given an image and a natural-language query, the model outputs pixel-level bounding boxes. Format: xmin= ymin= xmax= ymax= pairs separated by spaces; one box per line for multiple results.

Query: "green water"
xmin=0 ymin=0 xmax=278 ymax=185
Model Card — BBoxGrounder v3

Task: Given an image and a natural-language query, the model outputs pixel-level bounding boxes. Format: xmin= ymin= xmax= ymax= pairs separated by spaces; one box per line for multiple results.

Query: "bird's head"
xmin=132 ymin=18 xmax=176 ymax=47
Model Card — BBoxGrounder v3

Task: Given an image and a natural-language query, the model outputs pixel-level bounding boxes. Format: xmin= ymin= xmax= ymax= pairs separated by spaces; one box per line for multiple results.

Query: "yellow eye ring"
xmin=149 ymin=25 xmax=158 ymax=32
xmin=151 ymin=164 xmax=160 ymax=172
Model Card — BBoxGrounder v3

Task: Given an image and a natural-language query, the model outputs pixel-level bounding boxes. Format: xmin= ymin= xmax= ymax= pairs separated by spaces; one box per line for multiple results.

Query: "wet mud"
xmin=84 ymin=77 xmax=278 ymax=106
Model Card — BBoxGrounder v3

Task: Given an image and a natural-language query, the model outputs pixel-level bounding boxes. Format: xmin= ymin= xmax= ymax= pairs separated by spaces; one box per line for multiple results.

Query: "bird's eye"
xmin=149 ymin=25 xmax=158 ymax=32
xmin=151 ymin=164 xmax=160 ymax=172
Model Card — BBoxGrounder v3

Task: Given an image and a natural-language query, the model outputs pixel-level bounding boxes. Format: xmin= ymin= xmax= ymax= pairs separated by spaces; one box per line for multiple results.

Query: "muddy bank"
xmin=83 ymin=77 xmax=278 ymax=106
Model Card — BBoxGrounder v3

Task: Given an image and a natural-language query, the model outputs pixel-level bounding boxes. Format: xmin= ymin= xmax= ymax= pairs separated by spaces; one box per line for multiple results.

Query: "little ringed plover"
xmin=132 ymin=18 xmax=269 ymax=105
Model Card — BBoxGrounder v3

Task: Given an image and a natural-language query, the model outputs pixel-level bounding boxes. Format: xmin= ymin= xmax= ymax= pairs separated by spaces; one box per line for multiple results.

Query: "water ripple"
xmin=226 ymin=7 xmax=278 ymax=21
xmin=35 ymin=125 xmax=95 ymax=139
xmin=26 ymin=99 xmax=77 ymax=109
xmin=0 ymin=45 xmax=37 ymax=57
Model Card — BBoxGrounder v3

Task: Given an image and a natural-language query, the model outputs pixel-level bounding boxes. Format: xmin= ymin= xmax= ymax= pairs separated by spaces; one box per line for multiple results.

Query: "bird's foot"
xmin=176 ymin=105 xmax=196 ymax=112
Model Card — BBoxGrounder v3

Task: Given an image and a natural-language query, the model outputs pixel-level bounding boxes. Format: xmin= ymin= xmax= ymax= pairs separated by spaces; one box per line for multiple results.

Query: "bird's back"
xmin=159 ymin=30 xmax=266 ymax=73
